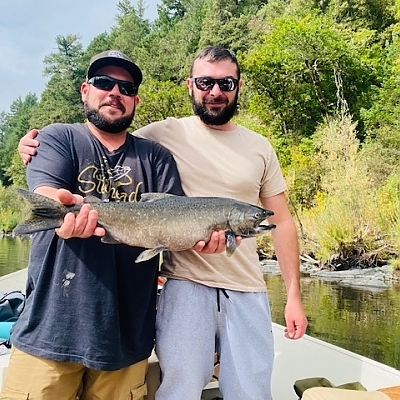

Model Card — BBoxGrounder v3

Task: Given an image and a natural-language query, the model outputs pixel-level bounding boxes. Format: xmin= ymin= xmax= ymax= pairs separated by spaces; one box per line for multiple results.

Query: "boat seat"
xmin=378 ymin=386 xmax=400 ymax=400
xmin=302 ymin=387 xmax=391 ymax=400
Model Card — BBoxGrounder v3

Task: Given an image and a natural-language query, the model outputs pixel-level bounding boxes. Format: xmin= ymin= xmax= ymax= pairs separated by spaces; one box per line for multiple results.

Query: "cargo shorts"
xmin=0 ymin=347 xmax=148 ymax=400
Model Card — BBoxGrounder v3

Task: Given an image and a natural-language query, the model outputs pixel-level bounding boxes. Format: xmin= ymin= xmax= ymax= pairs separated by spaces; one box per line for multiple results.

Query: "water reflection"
xmin=0 ymin=236 xmax=30 ymax=276
xmin=1 ymin=237 xmax=400 ymax=370
xmin=266 ymin=274 xmax=400 ymax=370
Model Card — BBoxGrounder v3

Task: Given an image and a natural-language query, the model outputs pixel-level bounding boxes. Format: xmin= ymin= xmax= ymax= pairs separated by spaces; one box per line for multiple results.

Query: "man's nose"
xmin=109 ymin=83 xmax=122 ymax=96
xmin=209 ymin=82 xmax=223 ymax=95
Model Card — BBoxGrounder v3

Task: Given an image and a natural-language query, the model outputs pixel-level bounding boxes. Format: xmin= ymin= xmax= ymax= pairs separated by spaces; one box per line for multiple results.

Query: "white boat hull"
xmin=0 ymin=268 xmax=399 ymax=399
xmin=272 ymin=323 xmax=400 ymax=399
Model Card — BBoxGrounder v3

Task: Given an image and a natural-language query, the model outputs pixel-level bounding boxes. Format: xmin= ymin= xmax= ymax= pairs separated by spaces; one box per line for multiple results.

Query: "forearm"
xmin=271 ymin=217 xmax=302 ymax=300
xmin=261 ymin=193 xmax=307 ymax=337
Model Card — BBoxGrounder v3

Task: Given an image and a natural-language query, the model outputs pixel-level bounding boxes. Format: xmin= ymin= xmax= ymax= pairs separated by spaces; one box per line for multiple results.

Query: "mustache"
xmin=100 ymin=98 xmax=126 ymax=113
xmin=203 ymin=96 xmax=227 ymax=105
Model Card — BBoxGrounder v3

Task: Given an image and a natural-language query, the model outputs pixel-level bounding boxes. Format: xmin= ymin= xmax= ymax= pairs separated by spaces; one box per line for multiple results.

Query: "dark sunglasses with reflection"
xmin=88 ymin=75 xmax=138 ymax=96
xmin=191 ymin=77 xmax=239 ymax=92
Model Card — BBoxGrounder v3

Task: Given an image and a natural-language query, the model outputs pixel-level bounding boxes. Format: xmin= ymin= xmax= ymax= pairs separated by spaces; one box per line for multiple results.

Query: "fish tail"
xmin=13 ymin=188 xmax=69 ymax=235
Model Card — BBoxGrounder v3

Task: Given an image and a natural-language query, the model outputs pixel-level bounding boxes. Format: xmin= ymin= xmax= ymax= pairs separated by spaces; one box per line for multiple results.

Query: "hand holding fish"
xmin=54 ymin=189 xmax=105 ymax=239
xmin=55 ymin=190 xmax=233 ymax=249
xmin=15 ymin=189 xmax=275 ymax=262
xmin=192 ymin=230 xmax=242 ymax=254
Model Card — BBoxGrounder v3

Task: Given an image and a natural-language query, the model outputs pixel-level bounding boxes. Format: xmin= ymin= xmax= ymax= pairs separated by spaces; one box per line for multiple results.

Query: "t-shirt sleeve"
xmin=27 ymin=124 xmax=75 ymax=192
xmin=259 ymin=142 xmax=287 ymax=198
xmin=150 ymin=142 xmax=184 ymax=196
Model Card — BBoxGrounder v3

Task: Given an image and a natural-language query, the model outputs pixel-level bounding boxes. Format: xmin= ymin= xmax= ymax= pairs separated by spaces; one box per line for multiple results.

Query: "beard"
xmin=191 ymin=91 xmax=239 ymax=126
xmin=84 ymin=101 xmax=135 ymax=134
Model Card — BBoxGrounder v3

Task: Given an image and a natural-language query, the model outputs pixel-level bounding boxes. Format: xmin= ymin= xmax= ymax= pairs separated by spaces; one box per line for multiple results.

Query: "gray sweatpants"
xmin=155 ymin=279 xmax=274 ymax=400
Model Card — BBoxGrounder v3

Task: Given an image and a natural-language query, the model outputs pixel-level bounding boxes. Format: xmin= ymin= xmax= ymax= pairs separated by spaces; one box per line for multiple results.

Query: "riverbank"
xmin=261 ymin=259 xmax=398 ymax=291
xmin=1 ymin=233 xmax=398 ymax=291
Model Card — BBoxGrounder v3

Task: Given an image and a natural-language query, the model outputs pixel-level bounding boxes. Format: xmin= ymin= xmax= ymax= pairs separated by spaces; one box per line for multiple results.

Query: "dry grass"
xmin=296 ymin=115 xmax=392 ymax=268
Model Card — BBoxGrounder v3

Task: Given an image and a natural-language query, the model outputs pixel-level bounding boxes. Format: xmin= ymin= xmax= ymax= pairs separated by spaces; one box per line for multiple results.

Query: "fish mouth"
xmin=257 ymin=223 xmax=276 ymax=232
xmin=240 ymin=224 xmax=276 ymax=237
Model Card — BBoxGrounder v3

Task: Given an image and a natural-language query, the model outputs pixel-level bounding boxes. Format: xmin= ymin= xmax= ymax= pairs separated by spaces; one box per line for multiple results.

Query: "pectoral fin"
xmin=225 ymin=231 xmax=237 ymax=257
xmin=135 ymin=247 xmax=166 ymax=263
xmin=101 ymin=233 xmax=121 ymax=244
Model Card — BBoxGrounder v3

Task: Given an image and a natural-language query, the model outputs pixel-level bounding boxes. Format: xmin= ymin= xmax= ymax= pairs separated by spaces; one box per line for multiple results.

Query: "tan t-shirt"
xmin=135 ymin=116 xmax=287 ymax=291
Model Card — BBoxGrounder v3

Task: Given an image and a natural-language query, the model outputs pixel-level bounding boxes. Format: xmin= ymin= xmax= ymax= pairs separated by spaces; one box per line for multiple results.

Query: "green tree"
xmin=143 ymin=0 xmax=206 ymax=81
xmin=319 ymin=0 xmax=396 ymax=33
xmin=111 ymin=0 xmax=152 ymax=67
xmin=0 ymin=184 xmax=24 ymax=232
xmin=195 ymin=0 xmax=266 ymax=53
xmin=132 ymin=79 xmax=191 ymax=128
xmin=0 ymin=94 xmax=37 ymax=185
xmin=359 ymin=3 xmax=400 ymax=180
xmin=29 ymin=35 xmax=86 ymax=128
xmin=241 ymin=14 xmax=379 ymax=140
xmin=85 ymin=33 xmax=114 ymax=66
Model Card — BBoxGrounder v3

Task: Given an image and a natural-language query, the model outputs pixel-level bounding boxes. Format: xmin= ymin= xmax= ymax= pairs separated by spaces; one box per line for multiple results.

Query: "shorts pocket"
xmin=0 ymin=388 xmax=30 ymax=399
xmin=130 ymin=381 xmax=147 ymax=400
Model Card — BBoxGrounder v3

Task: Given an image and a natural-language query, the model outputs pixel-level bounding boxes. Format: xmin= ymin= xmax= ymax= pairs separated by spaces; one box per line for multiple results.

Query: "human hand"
xmin=283 ymin=301 xmax=308 ymax=340
xmin=55 ymin=189 xmax=105 ymax=239
xmin=192 ymin=231 xmax=242 ymax=254
xmin=18 ymin=128 xmax=40 ymax=166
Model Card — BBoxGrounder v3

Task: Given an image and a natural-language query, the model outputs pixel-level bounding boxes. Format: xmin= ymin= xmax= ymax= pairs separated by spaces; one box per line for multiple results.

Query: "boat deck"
xmin=0 ymin=268 xmax=399 ymax=399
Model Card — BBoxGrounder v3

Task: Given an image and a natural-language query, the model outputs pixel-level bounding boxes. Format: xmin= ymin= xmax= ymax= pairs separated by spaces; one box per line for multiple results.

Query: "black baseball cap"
xmin=87 ymin=50 xmax=143 ymax=86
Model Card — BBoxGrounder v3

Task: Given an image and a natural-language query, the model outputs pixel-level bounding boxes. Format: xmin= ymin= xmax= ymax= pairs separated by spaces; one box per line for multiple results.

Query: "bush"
xmin=298 ymin=116 xmax=385 ymax=267
xmin=0 ymin=185 xmax=25 ymax=233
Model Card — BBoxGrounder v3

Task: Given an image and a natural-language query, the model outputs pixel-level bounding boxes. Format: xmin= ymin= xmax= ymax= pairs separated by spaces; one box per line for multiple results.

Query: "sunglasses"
xmin=88 ymin=76 xmax=138 ymax=96
xmin=191 ymin=77 xmax=239 ymax=92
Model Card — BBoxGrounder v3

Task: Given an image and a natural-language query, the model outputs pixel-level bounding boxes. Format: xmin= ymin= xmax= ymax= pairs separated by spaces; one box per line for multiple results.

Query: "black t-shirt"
xmin=12 ymin=122 xmax=184 ymax=370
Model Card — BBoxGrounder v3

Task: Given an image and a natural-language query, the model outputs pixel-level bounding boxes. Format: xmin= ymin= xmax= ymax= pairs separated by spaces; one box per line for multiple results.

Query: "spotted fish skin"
xmin=14 ymin=189 xmax=275 ymax=262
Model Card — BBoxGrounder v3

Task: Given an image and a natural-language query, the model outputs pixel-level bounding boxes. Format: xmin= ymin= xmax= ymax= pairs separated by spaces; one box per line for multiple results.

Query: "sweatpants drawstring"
xmin=216 ymin=288 xmax=230 ymax=312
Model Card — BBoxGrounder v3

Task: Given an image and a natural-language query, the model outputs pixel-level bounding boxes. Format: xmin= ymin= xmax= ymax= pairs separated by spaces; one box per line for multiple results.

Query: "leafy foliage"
xmin=132 ymin=79 xmax=191 ymax=128
xmin=299 ymin=116 xmax=385 ymax=265
xmin=241 ymin=14 xmax=379 ymax=139
xmin=29 ymin=36 xmax=86 ymax=128
xmin=0 ymin=95 xmax=37 ymax=185
xmin=0 ymin=184 xmax=25 ymax=232
xmin=2 ymin=0 xmax=400 ymax=268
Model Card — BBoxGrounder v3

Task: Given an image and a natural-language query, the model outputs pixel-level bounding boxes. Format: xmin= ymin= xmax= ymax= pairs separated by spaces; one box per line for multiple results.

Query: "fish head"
xmin=228 ymin=203 xmax=275 ymax=237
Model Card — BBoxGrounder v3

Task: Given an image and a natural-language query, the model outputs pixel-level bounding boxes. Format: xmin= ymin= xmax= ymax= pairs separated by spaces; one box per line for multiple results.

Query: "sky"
xmin=0 ymin=0 xmax=160 ymax=115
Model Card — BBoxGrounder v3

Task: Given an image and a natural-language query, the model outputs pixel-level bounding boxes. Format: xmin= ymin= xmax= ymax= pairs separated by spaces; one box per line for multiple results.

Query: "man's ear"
xmin=186 ymin=78 xmax=193 ymax=96
xmin=81 ymin=82 xmax=89 ymax=100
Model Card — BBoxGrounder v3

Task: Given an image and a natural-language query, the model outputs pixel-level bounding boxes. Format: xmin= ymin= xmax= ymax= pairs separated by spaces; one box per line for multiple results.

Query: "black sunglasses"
xmin=88 ymin=76 xmax=138 ymax=96
xmin=191 ymin=77 xmax=239 ymax=92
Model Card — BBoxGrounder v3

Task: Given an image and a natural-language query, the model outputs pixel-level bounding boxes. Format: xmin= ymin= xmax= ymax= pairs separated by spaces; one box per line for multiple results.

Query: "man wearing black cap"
xmin=18 ymin=46 xmax=307 ymax=400
xmin=87 ymin=50 xmax=143 ymax=85
xmin=0 ymin=50 xmax=185 ymax=400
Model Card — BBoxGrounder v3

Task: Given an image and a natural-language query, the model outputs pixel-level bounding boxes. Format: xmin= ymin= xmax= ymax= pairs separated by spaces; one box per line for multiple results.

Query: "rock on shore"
xmin=261 ymin=259 xmax=397 ymax=290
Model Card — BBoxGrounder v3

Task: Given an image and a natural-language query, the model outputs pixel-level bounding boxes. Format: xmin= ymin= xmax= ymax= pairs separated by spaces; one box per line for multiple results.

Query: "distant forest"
xmin=2 ymin=0 xmax=400 ymax=269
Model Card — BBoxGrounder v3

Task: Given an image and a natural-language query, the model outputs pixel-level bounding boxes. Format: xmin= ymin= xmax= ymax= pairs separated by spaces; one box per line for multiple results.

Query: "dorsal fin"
xmin=84 ymin=196 xmax=102 ymax=204
xmin=140 ymin=193 xmax=177 ymax=203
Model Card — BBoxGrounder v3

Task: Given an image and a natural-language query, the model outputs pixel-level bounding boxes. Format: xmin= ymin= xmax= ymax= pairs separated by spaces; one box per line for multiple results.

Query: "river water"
xmin=0 ymin=236 xmax=30 ymax=276
xmin=1 ymin=236 xmax=400 ymax=371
